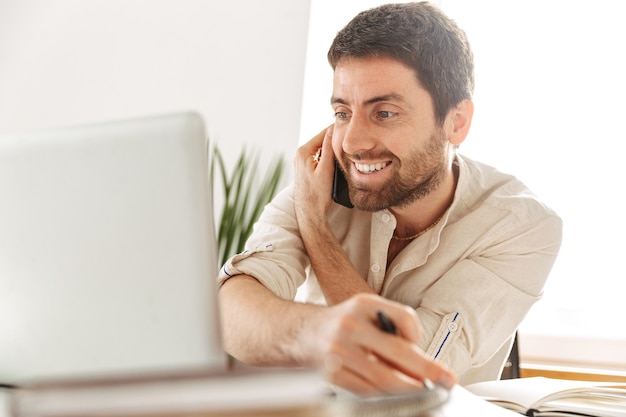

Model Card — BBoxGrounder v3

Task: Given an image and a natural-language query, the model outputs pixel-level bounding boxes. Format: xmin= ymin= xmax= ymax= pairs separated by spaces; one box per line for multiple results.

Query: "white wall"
xmin=0 ymin=0 xmax=310 ymax=171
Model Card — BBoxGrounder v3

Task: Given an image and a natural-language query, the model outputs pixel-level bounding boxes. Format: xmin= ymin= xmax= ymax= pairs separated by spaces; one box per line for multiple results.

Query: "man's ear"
xmin=447 ymin=99 xmax=474 ymax=146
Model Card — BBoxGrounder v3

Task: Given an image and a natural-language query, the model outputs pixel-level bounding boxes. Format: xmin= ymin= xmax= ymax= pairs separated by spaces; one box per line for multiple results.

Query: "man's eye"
xmin=335 ymin=111 xmax=350 ymax=119
xmin=378 ymin=111 xmax=396 ymax=119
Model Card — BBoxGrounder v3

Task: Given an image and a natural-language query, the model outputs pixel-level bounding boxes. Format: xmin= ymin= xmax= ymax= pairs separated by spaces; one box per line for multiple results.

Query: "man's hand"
xmin=220 ymin=277 xmax=456 ymax=396
xmin=293 ymin=125 xmax=335 ymax=229
xmin=291 ymin=127 xmax=375 ymax=303
xmin=309 ymin=293 xmax=457 ymax=395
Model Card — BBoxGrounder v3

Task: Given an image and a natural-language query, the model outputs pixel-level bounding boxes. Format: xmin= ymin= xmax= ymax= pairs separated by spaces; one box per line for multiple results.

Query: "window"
xmin=441 ymin=0 xmax=626 ymax=371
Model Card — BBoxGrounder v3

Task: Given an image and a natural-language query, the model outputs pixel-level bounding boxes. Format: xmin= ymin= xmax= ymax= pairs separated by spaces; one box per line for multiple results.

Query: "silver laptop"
xmin=0 ymin=112 xmax=226 ymax=385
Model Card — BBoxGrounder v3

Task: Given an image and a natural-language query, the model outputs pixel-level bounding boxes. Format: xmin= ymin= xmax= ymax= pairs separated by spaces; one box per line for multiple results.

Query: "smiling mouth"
xmin=355 ymin=162 xmax=389 ymax=174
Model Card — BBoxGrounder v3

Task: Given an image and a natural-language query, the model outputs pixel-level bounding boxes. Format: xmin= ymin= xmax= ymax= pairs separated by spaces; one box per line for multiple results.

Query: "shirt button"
xmin=370 ymin=264 xmax=381 ymax=273
xmin=448 ymin=322 xmax=458 ymax=332
xmin=381 ymin=213 xmax=391 ymax=223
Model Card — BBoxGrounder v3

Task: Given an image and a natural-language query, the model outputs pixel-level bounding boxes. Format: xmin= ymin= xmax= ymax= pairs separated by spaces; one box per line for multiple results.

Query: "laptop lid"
xmin=0 ymin=112 xmax=226 ymax=385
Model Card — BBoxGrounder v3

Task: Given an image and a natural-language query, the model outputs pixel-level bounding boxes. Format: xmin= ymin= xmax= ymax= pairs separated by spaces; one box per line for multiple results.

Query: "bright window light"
xmin=441 ymin=0 xmax=626 ymax=369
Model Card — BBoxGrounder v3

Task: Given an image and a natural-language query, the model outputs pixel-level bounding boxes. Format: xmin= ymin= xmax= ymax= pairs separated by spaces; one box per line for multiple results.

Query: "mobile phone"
xmin=332 ymin=160 xmax=353 ymax=208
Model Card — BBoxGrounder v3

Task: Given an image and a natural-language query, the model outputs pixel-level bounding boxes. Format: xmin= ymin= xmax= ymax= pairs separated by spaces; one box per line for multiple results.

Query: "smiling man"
xmin=218 ymin=2 xmax=562 ymax=395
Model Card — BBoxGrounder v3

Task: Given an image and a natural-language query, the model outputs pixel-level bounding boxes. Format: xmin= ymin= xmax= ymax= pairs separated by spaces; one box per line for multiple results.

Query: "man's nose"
xmin=341 ymin=114 xmax=376 ymax=156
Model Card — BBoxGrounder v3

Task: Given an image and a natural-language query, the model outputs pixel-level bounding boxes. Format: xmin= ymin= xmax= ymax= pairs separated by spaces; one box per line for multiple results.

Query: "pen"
xmin=376 ymin=310 xmax=435 ymax=390
xmin=377 ymin=310 xmax=397 ymax=335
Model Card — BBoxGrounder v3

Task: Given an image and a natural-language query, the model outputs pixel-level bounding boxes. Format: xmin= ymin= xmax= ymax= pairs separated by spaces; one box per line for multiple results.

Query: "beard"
xmin=340 ymin=130 xmax=449 ymax=212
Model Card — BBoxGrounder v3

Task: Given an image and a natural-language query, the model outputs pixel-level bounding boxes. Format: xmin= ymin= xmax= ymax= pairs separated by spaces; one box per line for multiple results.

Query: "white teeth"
xmin=355 ymin=162 xmax=387 ymax=173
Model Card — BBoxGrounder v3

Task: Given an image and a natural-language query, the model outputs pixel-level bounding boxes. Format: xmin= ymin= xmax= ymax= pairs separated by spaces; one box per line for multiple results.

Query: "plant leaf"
xmin=211 ymin=144 xmax=285 ymax=267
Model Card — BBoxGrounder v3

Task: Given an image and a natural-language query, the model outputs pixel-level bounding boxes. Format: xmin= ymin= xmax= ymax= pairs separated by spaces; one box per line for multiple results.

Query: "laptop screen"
xmin=0 ymin=112 xmax=226 ymax=385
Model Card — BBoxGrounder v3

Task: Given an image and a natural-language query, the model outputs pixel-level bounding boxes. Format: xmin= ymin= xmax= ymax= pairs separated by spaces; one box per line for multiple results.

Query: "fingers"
xmin=363 ymin=298 xmax=457 ymax=390
xmin=293 ymin=126 xmax=335 ymax=217
xmin=296 ymin=125 xmax=334 ymax=170
xmin=324 ymin=343 xmax=429 ymax=396
xmin=320 ymin=294 xmax=457 ymax=394
xmin=326 ymin=363 xmax=379 ymax=396
xmin=319 ymin=125 xmax=334 ymax=168
xmin=373 ymin=334 xmax=456 ymax=390
xmin=373 ymin=302 xmax=423 ymax=346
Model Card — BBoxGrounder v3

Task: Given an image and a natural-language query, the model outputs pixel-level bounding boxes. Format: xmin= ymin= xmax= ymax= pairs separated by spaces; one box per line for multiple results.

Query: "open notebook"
xmin=0 ymin=112 xmax=226 ymax=385
xmin=466 ymin=376 xmax=626 ymax=417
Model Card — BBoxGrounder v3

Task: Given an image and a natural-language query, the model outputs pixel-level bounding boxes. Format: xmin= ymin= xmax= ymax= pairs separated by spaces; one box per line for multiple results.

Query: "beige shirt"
xmin=218 ymin=154 xmax=562 ymax=385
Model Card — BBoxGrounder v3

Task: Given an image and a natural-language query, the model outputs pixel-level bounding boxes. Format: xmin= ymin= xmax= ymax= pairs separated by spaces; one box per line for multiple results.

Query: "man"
xmin=218 ymin=2 xmax=562 ymax=395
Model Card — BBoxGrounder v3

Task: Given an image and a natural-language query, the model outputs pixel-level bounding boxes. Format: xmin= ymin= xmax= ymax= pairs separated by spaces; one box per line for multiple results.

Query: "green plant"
xmin=210 ymin=145 xmax=286 ymax=267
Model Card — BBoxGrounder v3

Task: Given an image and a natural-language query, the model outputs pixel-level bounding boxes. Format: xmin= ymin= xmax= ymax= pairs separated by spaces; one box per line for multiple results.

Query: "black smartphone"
xmin=332 ymin=160 xmax=354 ymax=208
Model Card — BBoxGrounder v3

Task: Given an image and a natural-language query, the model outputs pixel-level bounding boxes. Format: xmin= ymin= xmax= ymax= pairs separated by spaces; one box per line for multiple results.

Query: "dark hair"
xmin=327 ymin=2 xmax=474 ymax=125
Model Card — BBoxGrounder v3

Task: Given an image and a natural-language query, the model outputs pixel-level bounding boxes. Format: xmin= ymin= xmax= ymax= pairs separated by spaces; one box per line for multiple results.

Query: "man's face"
xmin=331 ymin=56 xmax=450 ymax=212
